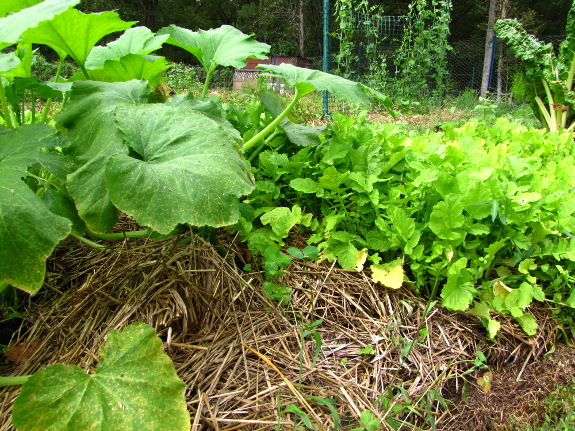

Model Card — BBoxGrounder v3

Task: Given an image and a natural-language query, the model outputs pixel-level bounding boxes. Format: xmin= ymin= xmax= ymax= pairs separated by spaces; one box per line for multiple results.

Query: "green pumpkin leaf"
xmin=0 ymin=124 xmax=72 ymax=293
xmin=56 ymin=80 xmax=150 ymax=233
xmin=12 ymin=322 xmax=190 ymax=431
xmin=259 ymin=63 xmax=393 ymax=112
xmin=159 ymin=24 xmax=269 ymax=74
xmin=105 ymin=104 xmax=254 ymax=233
xmin=0 ymin=0 xmax=80 ymax=50
xmin=98 ymin=54 xmax=171 ymax=87
xmin=86 ymin=26 xmax=168 ymax=69
xmin=23 ymin=8 xmax=134 ymax=65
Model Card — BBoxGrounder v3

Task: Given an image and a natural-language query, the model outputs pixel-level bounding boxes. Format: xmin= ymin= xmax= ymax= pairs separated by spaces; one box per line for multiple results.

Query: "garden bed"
xmin=1 ymin=229 xmax=570 ymax=430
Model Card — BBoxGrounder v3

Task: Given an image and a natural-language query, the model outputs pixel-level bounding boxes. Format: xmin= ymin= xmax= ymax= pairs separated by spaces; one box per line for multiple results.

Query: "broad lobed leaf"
xmin=12 ymin=322 xmax=190 ymax=431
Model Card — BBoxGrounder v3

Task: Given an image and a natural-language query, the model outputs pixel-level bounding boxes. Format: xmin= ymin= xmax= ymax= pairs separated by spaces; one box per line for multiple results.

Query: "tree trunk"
xmin=481 ymin=0 xmax=499 ymax=98
xmin=496 ymin=0 xmax=509 ymax=101
xmin=298 ymin=0 xmax=306 ymax=57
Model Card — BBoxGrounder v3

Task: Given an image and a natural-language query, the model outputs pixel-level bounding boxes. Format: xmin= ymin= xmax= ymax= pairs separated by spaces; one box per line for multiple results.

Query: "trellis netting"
xmin=324 ymin=0 xmax=565 ymax=112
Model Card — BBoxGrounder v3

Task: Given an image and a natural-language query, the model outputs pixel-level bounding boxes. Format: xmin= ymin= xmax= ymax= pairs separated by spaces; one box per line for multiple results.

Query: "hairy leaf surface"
xmin=106 ymin=104 xmax=254 ymax=233
xmin=56 ymin=80 xmax=150 ymax=233
xmin=0 ymin=124 xmax=71 ymax=293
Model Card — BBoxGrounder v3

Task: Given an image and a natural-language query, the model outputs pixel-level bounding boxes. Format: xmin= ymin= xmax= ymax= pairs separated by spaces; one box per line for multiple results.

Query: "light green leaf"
xmin=429 ymin=194 xmax=466 ymax=241
xmin=260 ymin=206 xmax=302 ymax=238
xmin=290 ymin=178 xmax=322 ymax=194
xmin=0 ymin=124 xmax=72 ymax=293
xmin=0 ymin=0 xmax=80 ymax=50
xmin=441 ymin=257 xmax=475 ymax=310
xmin=105 ymin=104 xmax=254 ymax=233
xmin=12 ymin=322 xmax=190 ymax=431
xmin=159 ymin=24 xmax=269 ymax=74
xmin=56 ymin=80 xmax=150 ymax=233
xmin=86 ymin=26 xmax=168 ymax=69
xmin=0 ymin=52 xmax=21 ymax=73
xmin=23 ymin=8 xmax=134 ymax=65
xmin=515 ymin=314 xmax=538 ymax=336
xmin=259 ymin=63 xmax=392 ymax=111
xmin=518 ymin=259 xmax=537 ymax=274
xmin=333 ymin=241 xmax=363 ymax=269
xmin=371 ymin=259 xmax=404 ymax=289
xmin=98 ymin=54 xmax=171 ymax=87
xmin=412 ymin=167 xmax=439 ymax=187
xmin=387 ymin=206 xmax=415 ymax=242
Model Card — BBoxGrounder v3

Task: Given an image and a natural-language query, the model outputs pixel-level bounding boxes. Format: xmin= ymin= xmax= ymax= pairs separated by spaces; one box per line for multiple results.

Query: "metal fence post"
xmin=323 ymin=0 xmax=330 ymax=117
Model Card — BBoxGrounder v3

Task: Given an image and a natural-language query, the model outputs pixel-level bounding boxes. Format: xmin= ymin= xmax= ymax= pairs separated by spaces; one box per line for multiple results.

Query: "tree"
xmin=480 ymin=0 xmax=499 ymax=98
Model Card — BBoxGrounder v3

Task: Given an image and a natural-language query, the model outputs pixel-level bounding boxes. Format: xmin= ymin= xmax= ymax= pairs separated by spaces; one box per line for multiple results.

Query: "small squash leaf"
xmin=105 ymin=104 xmax=254 ymax=234
xmin=258 ymin=63 xmax=393 ymax=113
xmin=85 ymin=26 xmax=168 ymax=69
xmin=97 ymin=54 xmax=171 ymax=87
xmin=12 ymin=322 xmax=190 ymax=431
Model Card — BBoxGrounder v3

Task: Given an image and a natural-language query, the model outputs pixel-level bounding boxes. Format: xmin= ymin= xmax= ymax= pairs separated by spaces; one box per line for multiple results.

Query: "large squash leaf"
xmin=259 ymin=63 xmax=393 ymax=112
xmin=56 ymin=80 xmax=150 ymax=233
xmin=12 ymin=322 xmax=190 ymax=431
xmin=22 ymin=8 xmax=134 ymax=66
xmin=0 ymin=0 xmax=79 ymax=50
xmin=0 ymin=124 xmax=72 ymax=293
xmin=105 ymin=104 xmax=254 ymax=233
xmin=85 ymin=26 xmax=169 ymax=70
xmin=158 ymin=24 xmax=269 ymax=74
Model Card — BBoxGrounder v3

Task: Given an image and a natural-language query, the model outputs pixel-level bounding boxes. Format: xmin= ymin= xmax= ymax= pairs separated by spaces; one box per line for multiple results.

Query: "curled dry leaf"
xmin=477 ymin=371 xmax=494 ymax=393
xmin=5 ymin=340 xmax=43 ymax=364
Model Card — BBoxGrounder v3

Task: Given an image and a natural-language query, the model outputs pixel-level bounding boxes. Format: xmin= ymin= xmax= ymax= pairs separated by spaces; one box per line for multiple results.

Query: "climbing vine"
xmin=394 ymin=0 xmax=452 ymax=100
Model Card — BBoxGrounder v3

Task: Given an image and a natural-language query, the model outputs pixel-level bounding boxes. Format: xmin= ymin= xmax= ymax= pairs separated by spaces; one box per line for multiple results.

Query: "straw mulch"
xmin=0 ymin=229 xmax=564 ymax=430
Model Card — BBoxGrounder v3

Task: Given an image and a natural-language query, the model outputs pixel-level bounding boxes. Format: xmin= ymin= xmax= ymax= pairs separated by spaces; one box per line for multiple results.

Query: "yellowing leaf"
xmin=477 ymin=371 xmax=494 ymax=393
xmin=355 ymin=249 xmax=368 ymax=271
xmin=371 ymin=259 xmax=404 ymax=289
xmin=493 ymin=280 xmax=512 ymax=299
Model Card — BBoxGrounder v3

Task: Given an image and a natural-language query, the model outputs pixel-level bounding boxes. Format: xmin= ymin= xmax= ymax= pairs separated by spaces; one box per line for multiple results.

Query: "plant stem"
xmin=0 ymin=79 xmax=14 ymax=129
xmin=247 ymin=130 xmax=281 ymax=163
xmin=201 ymin=68 xmax=214 ymax=98
xmin=41 ymin=59 xmax=65 ymax=124
xmin=542 ymin=79 xmax=557 ymax=131
xmin=86 ymin=228 xmax=152 ymax=241
xmin=80 ymin=63 xmax=91 ymax=81
xmin=534 ymin=96 xmax=552 ymax=131
xmin=71 ymin=233 xmax=108 ymax=251
xmin=0 ymin=375 xmax=32 ymax=387
xmin=243 ymin=88 xmax=301 ymax=152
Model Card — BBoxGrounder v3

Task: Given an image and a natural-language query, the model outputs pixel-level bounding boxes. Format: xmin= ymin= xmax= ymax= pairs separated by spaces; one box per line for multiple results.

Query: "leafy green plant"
xmin=0 ymin=322 xmax=190 ymax=431
xmin=243 ymin=108 xmax=575 ymax=336
xmin=1 ymin=2 xmax=394 ymax=426
xmin=495 ymin=1 xmax=575 ymax=131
